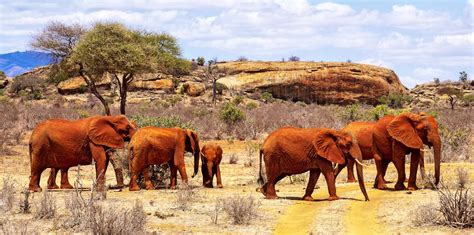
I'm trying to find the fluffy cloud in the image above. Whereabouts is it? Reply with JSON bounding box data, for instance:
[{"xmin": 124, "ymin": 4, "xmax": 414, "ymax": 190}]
[{"xmin": 0, "ymin": 0, "xmax": 472, "ymax": 88}]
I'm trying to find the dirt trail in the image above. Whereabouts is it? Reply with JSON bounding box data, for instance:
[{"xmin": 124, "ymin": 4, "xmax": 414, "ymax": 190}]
[
  {"xmin": 344, "ymin": 187, "xmax": 387, "ymax": 235},
  {"xmin": 273, "ymin": 184, "xmax": 362, "ymax": 235}
]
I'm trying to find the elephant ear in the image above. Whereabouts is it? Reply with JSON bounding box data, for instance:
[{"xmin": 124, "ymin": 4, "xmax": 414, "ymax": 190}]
[
  {"xmin": 185, "ymin": 130, "xmax": 199, "ymax": 153},
  {"xmin": 312, "ymin": 130, "xmax": 345, "ymax": 164},
  {"xmin": 88, "ymin": 116, "xmax": 124, "ymax": 148},
  {"xmin": 387, "ymin": 113, "xmax": 423, "ymax": 149}
]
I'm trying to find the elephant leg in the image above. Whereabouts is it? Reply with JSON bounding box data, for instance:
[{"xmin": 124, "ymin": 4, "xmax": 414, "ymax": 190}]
[
  {"xmin": 216, "ymin": 164, "xmax": 223, "ymax": 188},
  {"xmin": 109, "ymin": 156, "xmax": 124, "ymax": 188},
  {"xmin": 47, "ymin": 168, "xmax": 59, "ymax": 189},
  {"xmin": 321, "ymin": 168, "xmax": 338, "ymax": 201},
  {"xmin": 205, "ymin": 162, "xmax": 214, "ymax": 188},
  {"xmin": 201, "ymin": 159, "xmax": 209, "ymax": 186},
  {"xmin": 264, "ymin": 170, "xmax": 280, "ymax": 199},
  {"xmin": 60, "ymin": 168, "xmax": 74, "ymax": 189},
  {"xmin": 177, "ymin": 164, "xmax": 189, "ymax": 186},
  {"xmin": 346, "ymin": 158, "xmax": 356, "ymax": 183},
  {"xmin": 392, "ymin": 143, "xmax": 407, "ymax": 190},
  {"xmin": 407, "ymin": 151, "xmax": 420, "ymax": 190},
  {"xmin": 129, "ymin": 166, "xmax": 143, "ymax": 191},
  {"xmin": 303, "ymin": 169, "xmax": 321, "ymax": 201},
  {"xmin": 381, "ymin": 160, "xmax": 390, "ymax": 183},
  {"xmin": 169, "ymin": 164, "xmax": 178, "ymax": 189},
  {"xmin": 29, "ymin": 168, "xmax": 44, "ymax": 192},
  {"xmin": 143, "ymin": 167, "xmax": 154, "ymax": 190},
  {"xmin": 373, "ymin": 155, "xmax": 388, "ymax": 190}
]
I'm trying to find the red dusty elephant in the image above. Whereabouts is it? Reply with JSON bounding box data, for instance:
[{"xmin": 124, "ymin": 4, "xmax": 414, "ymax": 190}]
[
  {"xmin": 200, "ymin": 143, "xmax": 223, "ymax": 188},
  {"xmin": 257, "ymin": 126, "xmax": 369, "ymax": 201},
  {"xmin": 336, "ymin": 112, "xmax": 441, "ymax": 190},
  {"xmin": 28, "ymin": 115, "xmax": 136, "ymax": 192},
  {"xmin": 128, "ymin": 127, "xmax": 200, "ymax": 191}
]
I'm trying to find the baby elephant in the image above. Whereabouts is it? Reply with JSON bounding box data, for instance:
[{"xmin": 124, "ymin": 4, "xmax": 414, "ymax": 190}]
[{"xmin": 201, "ymin": 144, "xmax": 223, "ymax": 188}]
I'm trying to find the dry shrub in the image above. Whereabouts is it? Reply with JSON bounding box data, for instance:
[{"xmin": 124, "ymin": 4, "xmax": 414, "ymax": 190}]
[
  {"xmin": 174, "ymin": 184, "xmax": 196, "ymax": 211},
  {"xmin": 210, "ymin": 200, "xmax": 221, "ymax": 224},
  {"xmin": 18, "ymin": 188, "xmax": 31, "ymax": 214},
  {"xmin": 63, "ymin": 191, "xmax": 147, "ymax": 233},
  {"xmin": 222, "ymin": 195, "xmax": 259, "ymax": 225},
  {"xmin": 420, "ymin": 171, "xmax": 438, "ymax": 190},
  {"xmin": 413, "ymin": 177, "xmax": 474, "ymax": 229},
  {"xmin": 34, "ymin": 190, "xmax": 57, "ymax": 219},
  {"xmin": 413, "ymin": 203, "xmax": 441, "ymax": 226},
  {"xmin": 437, "ymin": 184, "xmax": 473, "ymax": 228},
  {"xmin": 437, "ymin": 110, "xmax": 472, "ymax": 162},
  {"xmin": 228, "ymin": 154, "xmax": 238, "ymax": 164},
  {"xmin": 0, "ymin": 177, "xmax": 15, "ymax": 212},
  {"xmin": 456, "ymin": 167, "xmax": 469, "ymax": 189},
  {"xmin": 0, "ymin": 219, "xmax": 28, "ymax": 234},
  {"xmin": 154, "ymin": 210, "xmax": 174, "ymax": 219}
]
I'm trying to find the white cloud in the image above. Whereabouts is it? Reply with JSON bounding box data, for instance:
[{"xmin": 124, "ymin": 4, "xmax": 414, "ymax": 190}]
[
  {"xmin": 0, "ymin": 1, "xmax": 472, "ymax": 87},
  {"xmin": 357, "ymin": 58, "xmax": 393, "ymax": 69},
  {"xmin": 413, "ymin": 67, "xmax": 451, "ymax": 80}
]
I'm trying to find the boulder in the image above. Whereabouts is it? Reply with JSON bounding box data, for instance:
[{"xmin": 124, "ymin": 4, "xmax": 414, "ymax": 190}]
[
  {"xmin": 129, "ymin": 79, "xmax": 174, "ymax": 92},
  {"xmin": 409, "ymin": 81, "xmax": 473, "ymax": 108},
  {"xmin": 58, "ymin": 76, "xmax": 111, "ymax": 95},
  {"xmin": 183, "ymin": 82, "xmax": 206, "ymax": 96},
  {"xmin": 216, "ymin": 61, "xmax": 407, "ymax": 105}
]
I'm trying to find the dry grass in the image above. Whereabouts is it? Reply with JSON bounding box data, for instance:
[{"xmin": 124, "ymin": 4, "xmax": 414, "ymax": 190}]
[
  {"xmin": 174, "ymin": 184, "xmax": 196, "ymax": 211},
  {"xmin": 228, "ymin": 154, "xmax": 238, "ymax": 164},
  {"xmin": 222, "ymin": 195, "xmax": 260, "ymax": 225},
  {"xmin": 0, "ymin": 219, "xmax": 29, "ymax": 234},
  {"xmin": 0, "ymin": 177, "xmax": 15, "ymax": 212},
  {"xmin": 18, "ymin": 188, "xmax": 31, "ymax": 214},
  {"xmin": 34, "ymin": 190, "xmax": 57, "ymax": 219},
  {"xmin": 413, "ymin": 203, "xmax": 441, "ymax": 226}
]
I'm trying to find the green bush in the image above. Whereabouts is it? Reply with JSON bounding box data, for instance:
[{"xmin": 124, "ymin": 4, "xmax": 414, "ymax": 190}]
[
  {"xmin": 233, "ymin": 95, "xmax": 244, "ymax": 105},
  {"xmin": 30, "ymin": 90, "xmax": 43, "ymax": 100},
  {"xmin": 246, "ymin": 101, "xmax": 258, "ymax": 110},
  {"xmin": 215, "ymin": 83, "xmax": 227, "ymax": 95},
  {"xmin": 379, "ymin": 92, "xmax": 411, "ymax": 108},
  {"xmin": 131, "ymin": 115, "xmax": 194, "ymax": 129},
  {"xmin": 367, "ymin": 105, "xmax": 392, "ymax": 121},
  {"xmin": 196, "ymin": 57, "xmax": 205, "ymax": 66},
  {"xmin": 261, "ymin": 92, "xmax": 274, "ymax": 103},
  {"xmin": 220, "ymin": 102, "xmax": 245, "ymax": 124},
  {"xmin": 340, "ymin": 104, "xmax": 363, "ymax": 122},
  {"xmin": 10, "ymin": 75, "xmax": 45, "ymax": 95}
]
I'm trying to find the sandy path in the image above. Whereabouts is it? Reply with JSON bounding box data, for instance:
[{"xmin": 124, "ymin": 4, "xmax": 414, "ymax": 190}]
[
  {"xmin": 344, "ymin": 186, "xmax": 387, "ymax": 235},
  {"xmin": 273, "ymin": 184, "xmax": 363, "ymax": 235}
]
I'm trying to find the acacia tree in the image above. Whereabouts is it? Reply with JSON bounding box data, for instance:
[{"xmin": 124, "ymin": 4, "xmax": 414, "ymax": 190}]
[
  {"xmin": 438, "ymin": 87, "xmax": 463, "ymax": 110},
  {"xmin": 34, "ymin": 22, "xmax": 186, "ymax": 115}
]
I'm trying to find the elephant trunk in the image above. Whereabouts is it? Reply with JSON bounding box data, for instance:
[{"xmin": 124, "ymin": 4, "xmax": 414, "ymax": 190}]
[
  {"xmin": 432, "ymin": 138, "xmax": 441, "ymax": 185},
  {"xmin": 355, "ymin": 157, "xmax": 369, "ymax": 201},
  {"xmin": 192, "ymin": 148, "xmax": 200, "ymax": 178}
]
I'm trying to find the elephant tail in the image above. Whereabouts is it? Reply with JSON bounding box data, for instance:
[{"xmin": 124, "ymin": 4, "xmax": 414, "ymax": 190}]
[
  {"xmin": 29, "ymin": 142, "xmax": 32, "ymax": 163},
  {"xmin": 257, "ymin": 148, "xmax": 265, "ymax": 186}
]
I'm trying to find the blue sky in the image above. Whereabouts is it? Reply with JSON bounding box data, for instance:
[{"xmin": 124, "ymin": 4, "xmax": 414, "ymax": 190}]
[{"xmin": 0, "ymin": 0, "xmax": 472, "ymax": 88}]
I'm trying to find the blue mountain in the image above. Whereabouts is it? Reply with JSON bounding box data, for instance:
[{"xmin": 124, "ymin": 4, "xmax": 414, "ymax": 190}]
[{"xmin": 0, "ymin": 51, "xmax": 53, "ymax": 77}]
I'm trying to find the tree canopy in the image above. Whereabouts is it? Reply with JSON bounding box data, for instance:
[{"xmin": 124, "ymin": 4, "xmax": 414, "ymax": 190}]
[{"xmin": 32, "ymin": 21, "xmax": 190, "ymax": 115}]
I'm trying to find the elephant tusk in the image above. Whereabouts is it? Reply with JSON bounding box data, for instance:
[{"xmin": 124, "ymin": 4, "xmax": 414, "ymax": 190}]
[
  {"xmin": 200, "ymin": 152, "xmax": 205, "ymax": 158},
  {"xmin": 333, "ymin": 163, "xmax": 339, "ymax": 170},
  {"xmin": 355, "ymin": 159, "xmax": 369, "ymax": 167},
  {"xmin": 420, "ymin": 149, "xmax": 428, "ymax": 153}
]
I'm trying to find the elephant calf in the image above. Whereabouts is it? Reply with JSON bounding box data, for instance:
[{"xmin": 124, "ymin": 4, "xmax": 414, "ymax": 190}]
[
  {"xmin": 201, "ymin": 144, "xmax": 223, "ymax": 188},
  {"xmin": 128, "ymin": 127, "xmax": 200, "ymax": 191}
]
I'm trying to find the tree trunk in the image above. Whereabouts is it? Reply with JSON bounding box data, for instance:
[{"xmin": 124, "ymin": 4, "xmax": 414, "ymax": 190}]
[
  {"xmin": 78, "ymin": 71, "xmax": 111, "ymax": 116},
  {"xmin": 212, "ymin": 78, "xmax": 217, "ymax": 104}
]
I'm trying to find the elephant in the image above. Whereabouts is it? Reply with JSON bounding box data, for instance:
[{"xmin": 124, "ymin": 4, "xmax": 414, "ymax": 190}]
[
  {"xmin": 336, "ymin": 112, "xmax": 441, "ymax": 190},
  {"xmin": 47, "ymin": 149, "xmax": 125, "ymax": 190},
  {"xmin": 28, "ymin": 115, "xmax": 136, "ymax": 192},
  {"xmin": 128, "ymin": 127, "xmax": 200, "ymax": 191},
  {"xmin": 257, "ymin": 126, "xmax": 369, "ymax": 201},
  {"xmin": 200, "ymin": 144, "xmax": 223, "ymax": 188}
]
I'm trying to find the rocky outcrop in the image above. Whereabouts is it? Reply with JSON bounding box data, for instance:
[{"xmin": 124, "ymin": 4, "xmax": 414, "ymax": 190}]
[
  {"xmin": 410, "ymin": 81, "xmax": 474, "ymax": 108},
  {"xmin": 216, "ymin": 61, "xmax": 407, "ymax": 105},
  {"xmin": 58, "ymin": 75, "xmax": 111, "ymax": 95},
  {"xmin": 182, "ymin": 81, "xmax": 206, "ymax": 96}
]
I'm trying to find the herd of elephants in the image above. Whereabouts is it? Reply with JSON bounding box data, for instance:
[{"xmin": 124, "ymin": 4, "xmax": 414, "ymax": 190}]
[{"xmin": 27, "ymin": 112, "xmax": 441, "ymax": 202}]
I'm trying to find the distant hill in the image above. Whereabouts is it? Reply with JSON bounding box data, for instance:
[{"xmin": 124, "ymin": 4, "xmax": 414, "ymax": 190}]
[{"xmin": 0, "ymin": 51, "xmax": 53, "ymax": 77}]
